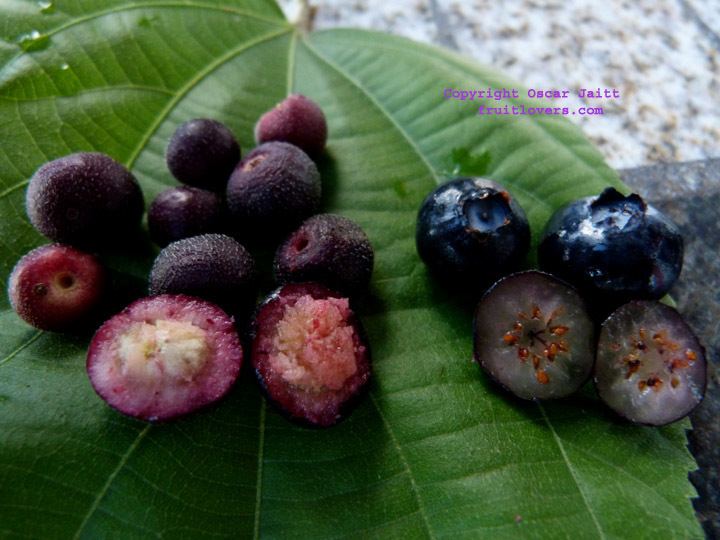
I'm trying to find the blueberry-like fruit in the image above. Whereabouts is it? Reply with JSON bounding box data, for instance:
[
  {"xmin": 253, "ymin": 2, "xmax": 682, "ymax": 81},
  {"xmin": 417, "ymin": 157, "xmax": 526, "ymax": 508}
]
[
  {"xmin": 251, "ymin": 283, "xmax": 371, "ymax": 427},
  {"xmin": 87, "ymin": 294, "xmax": 243, "ymax": 421},
  {"xmin": 274, "ymin": 214, "xmax": 373, "ymax": 294},
  {"xmin": 254, "ymin": 94, "xmax": 328, "ymax": 157},
  {"xmin": 416, "ymin": 178, "xmax": 530, "ymax": 289},
  {"xmin": 474, "ymin": 271, "xmax": 595, "ymax": 400},
  {"xmin": 226, "ymin": 142, "xmax": 321, "ymax": 238},
  {"xmin": 148, "ymin": 186, "xmax": 225, "ymax": 247},
  {"xmin": 26, "ymin": 153, "xmax": 144, "ymax": 247},
  {"xmin": 166, "ymin": 119, "xmax": 240, "ymax": 192},
  {"xmin": 539, "ymin": 187, "xmax": 683, "ymax": 306},
  {"xmin": 595, "ymin": 300, "xmax": 706, "ymax": 426},
  {"xmin": 9, "ymin": 244, "xmax": 106, "ymax": 331},
  {"xmin": 149, "ymin": 234, "xmax": 256, "ymax": 316}
]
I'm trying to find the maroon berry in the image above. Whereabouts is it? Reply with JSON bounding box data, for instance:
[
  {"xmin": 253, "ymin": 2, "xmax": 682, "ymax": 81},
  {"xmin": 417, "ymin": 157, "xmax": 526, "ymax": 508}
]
[
  {"xmin": 274, "ymin": 214, "xmax": 374, "ymax": 294},
  {"xmin": 595, "ymin": 300, "xmax": 706, "ymax": 426},
  {"xmin": 226, "ymin": 142, "xmax": 321, "ymax": 238},
  {"xmin": 474, "ymin": 271, "xmax": 595, "ymax": 400},
  {"xmin": 8, "ymin": 244, "xmax": 106, "ymax": 331},
  {"xmin": 87, "ymin": 294, "xmax": 243, "ymax": 421},
  {"xmin": 166, "ymin": 119, "xmax": 241, "ymax": 192},
  {"xmin": 26, "ymin": 152, "xmax": 144, "ymax": 247},
  {"xmin": 148, "ymin": 186, "xmax": 225, "ymax": 247},
  {"xmin": 148, "ymin": 234, "xmax": 256, "ymax": 316},
  {"xmin": 254, "ymin": 94, "xmax": 328, "ymax": 157},
  {"xmin": 251, "ymin": 283, "xmax": 371, "ymax": 427}
]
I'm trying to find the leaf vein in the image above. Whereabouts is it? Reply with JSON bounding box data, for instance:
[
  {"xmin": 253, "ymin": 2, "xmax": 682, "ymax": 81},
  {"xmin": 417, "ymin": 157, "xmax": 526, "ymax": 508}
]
[
  {"xmin": 538, "ymin": 403, "xmax": 606, "ymax": 539},
  {"xmin": 72, "ymin": 424, "xmax": 151, "ymax": 539}
]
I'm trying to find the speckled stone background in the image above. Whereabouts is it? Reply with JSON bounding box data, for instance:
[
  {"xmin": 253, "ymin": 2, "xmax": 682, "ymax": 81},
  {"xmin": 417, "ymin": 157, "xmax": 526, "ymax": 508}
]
[{"xmin": 280, "ymin": 0, "xmax": 719, "ymax": 535}]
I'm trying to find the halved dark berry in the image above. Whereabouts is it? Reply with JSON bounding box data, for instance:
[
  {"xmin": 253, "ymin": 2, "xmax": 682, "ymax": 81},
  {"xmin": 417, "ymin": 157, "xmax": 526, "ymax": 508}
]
[
  {"xmin": 474, "ymin": 271, "xmax": 595, "ymax": 400},
  {"xmin": 595, "ymin": 300, "xmax": 706, "ymax": 426},
  {"xmin": 87, "ymin": 294, "xmax": 243, "ymax": 421},
  {"xmin": 251, "ymin": 283, "xmax": 371, "ymax": 427},
  {"xmin": 8, "ymin": 244, "xmax": 106, "ymax": 331}
]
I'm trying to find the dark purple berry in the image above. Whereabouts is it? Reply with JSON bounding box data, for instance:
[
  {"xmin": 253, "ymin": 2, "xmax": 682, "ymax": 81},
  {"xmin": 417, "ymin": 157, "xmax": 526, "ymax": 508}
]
[
  {"xmin": 148, "ymin": 186, "xmax": 225, "ymax": 247},
  {"xmin": 254, "ymin": 94, "xmax": 328, "ymax": 157},
  {"xmin": 416, "ymin": 178, "xmax": 530, "ymax": 290},
  {"xmin": 87, "ymin": 294, "xmax": 243, "ymax": 421},
  {"xmin": 8, "ymin": 244, "xmax": 106, "ymax": 331},
  {"xmin": 539, "ymin": 187, "xmax": 683, "ymax": 306},
  {"xmin": 226, "ymin": 142, "xmax": 321, "ymax": 239},
  {"xmin": 274, "ymin": 214, "xmax": 373, "ymax": 294},
  {"xmin": 251, "ymin": 283, "xmax": 371, "ymax": 427},
  {"xmin": 474, "ymin": 271, "xmax": 595, "ymax": 400},
  {"xmin": 595, "ymin": 300, "xmax": 706, "ymax": 426},
  {"xmin": 148, "ymin": 234, "xmax": 256, "ymax": 316},
  {"xmin": 166, "ymin": 119, "xmax": 240, "ymax": 192},
  {"xmin": 26, "ymin": 152, "xmax": 144, "ymax": 247}
]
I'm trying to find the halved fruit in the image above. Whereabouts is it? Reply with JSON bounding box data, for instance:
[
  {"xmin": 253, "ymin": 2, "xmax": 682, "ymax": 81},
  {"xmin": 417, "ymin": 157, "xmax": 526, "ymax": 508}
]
[
  {"xmin": 87, "ymin": 294, "xmax": 243, "ymax": 421},
  {"xmin": 251, "ymin": 283, "xmax": 371, "ymax": 427},
  {"xmin": 474, "ymin": 271, "xmax": 595, "ymax": 400},
  {"xmin": 595, "ymin": 300, "xmax": 706, "ymax": 426}
]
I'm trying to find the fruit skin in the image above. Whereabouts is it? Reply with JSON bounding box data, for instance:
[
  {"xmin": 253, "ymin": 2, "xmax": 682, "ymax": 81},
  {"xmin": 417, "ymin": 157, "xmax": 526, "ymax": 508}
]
[
  {"xmin": 148, "ymin": 234, "xmax": 256, "ymax": 316},
  {"xmin": 473, "ymin": 271, "xmax": 595, "ymax": 400},
  {"xmin": 254, "ymin": 94, "xmax": 328, "ymax": 157},
  {"xmin": 250, "ymin": 283, "xmax": 371, "ymax": 428},
  {"xmin": 8, "ymin": 244, "xmax": 106, "ymax": 331},
  {"xmin": 416, "ymin": 177, "xmax": 530, "ymax": 290},
  {"xmin": 274, "ymin": 214, "xmax": 374, "ymax": 295},
  {"xmin": 226, "ymin": 142, "xmax": 321, "ymax": 239},
  {"xmin": 539, "ymin": 187, "xmax": 683, "ymax": 307},
  {"xmin": 87, "ymin": 294, "xmax": 243, "ymax": 421},
  {"xmin": 26, "ymin": 152, "xmax": 144, "ymax": 247},
  {"xmin": 148, "ymin": 186, "xmax": 225, "ymax": 247},
  {"xmin": 166, "ymin": 118, "xmax": 241, "ymax": 192},
  {"xmin": 595, "ymin": 300, "xmax": 706, "ymax": 426}
]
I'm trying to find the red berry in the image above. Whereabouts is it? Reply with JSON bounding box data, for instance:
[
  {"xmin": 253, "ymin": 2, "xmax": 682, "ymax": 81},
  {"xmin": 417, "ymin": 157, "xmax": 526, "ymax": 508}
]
[
  {"xmin": 9, "ymin": 244, "xmax": 106, "ymax": 331},
  {"xmin": 254, "ymin": 94, "xmax": 327, "ymax": 157}
]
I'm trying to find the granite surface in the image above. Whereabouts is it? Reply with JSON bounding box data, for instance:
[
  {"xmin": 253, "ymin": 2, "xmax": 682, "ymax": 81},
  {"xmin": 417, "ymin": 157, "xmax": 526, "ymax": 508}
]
[
  {"xmin": 280, "ymin": 0, "xmax": 720, "ymax": 169},
  {"xmin": 620, "ymin": 160, "xmax": 720, "ymax": 538}
]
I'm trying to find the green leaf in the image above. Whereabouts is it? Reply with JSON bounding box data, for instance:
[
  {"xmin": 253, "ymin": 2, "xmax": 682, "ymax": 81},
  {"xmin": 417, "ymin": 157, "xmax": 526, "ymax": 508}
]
[{"xmin": 0, "ymin": 2, "xmax": 701, "ymax": 538}]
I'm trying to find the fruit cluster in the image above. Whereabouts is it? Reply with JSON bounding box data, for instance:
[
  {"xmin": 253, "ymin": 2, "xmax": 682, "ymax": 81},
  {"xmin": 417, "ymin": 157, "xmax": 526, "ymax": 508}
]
[
  {"xmin": 9, "ymin": 94, "xmax": 374, "ymax": 428},
  {"xmin": 416, "ymin": 179, "xmax": 706, "ymax": 426}
]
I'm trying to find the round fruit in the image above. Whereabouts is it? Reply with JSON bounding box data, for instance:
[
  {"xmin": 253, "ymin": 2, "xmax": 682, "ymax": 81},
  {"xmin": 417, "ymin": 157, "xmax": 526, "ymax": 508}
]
[
  {"xmin": 416, "ymin": 177, "xmax": 530, "ymax": 289},
  {"xmin": 226, "ymin": 142, "xmax": 321, "ymax": 238},
  {"xmin": 166, "ymin": 118, "xmax": 241, "ymax": 191},
  {"xmin": 274, "ymin": 214, "xmax": 373, "ymax": 294},
  {"xmin": 539, "ymin": 187, "xmax": 683, "ymax": 305},
  {"xmin": 26, "ymin": 152, "xmax": 144, "ymax": 247},
  {"xmin": 8, "ymin": 244, "xmax": 106, "ymax": 331},
  {"xmin": 148, "ymin": 234, "xmax": 256, "ymax": 316},
  {"xmin": 473, "ymin": 271, "xmax": 595, "ymax": 400},
  {"xmin": 87, "ymin": 294, "xmax": 243, "ymax": 421},
  {"xmin": 148, "ymin": 186, "xmax": 225, "ymax": 247},
  {"xmin": 595, "ymin": 300, "xmax": 706, "ymax": 426},
  {"xmin": 254, "ymin": 94, "xmax": 328, "ymax": 157},
  {"xmin": 251, "ymin": 283, "xmax": 371, "ymax": 427}
]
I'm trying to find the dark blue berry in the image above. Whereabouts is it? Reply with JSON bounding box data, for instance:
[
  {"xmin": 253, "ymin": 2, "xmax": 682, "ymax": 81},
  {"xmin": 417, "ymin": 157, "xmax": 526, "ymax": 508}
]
[
  {"xmin": 416, "ymin": 178, "xmax": 530, "ymax": 289},
  {"xmin": 538, "ymin": 187, "xmax": 683, "ymax": 306}
]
